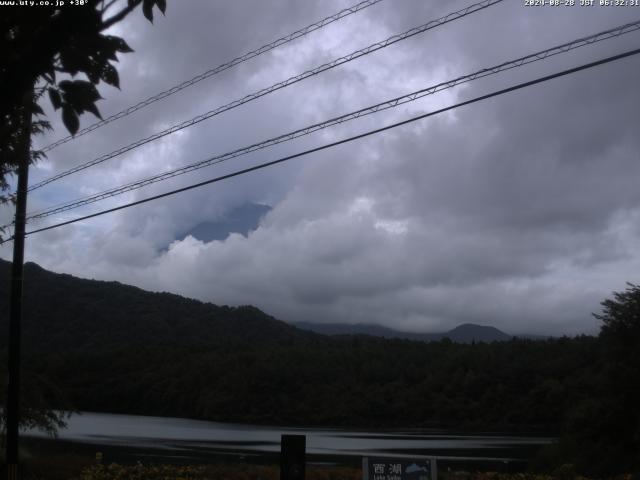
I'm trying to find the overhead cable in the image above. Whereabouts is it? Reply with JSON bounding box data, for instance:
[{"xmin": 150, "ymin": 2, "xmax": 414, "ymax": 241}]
[
  {"xmin": 23, "ymin": 19, "xmax": 640, "ymax": 222},
  {"xmin": 39, "ymin": 0, "xmax": 386, "ymax": 153},
  {"xmin": 28, "ymin": 0, "xmax": 504, "ymax": 192},
  {"xmin": 3, "ymin": 46, "xmax": 635, "ymax": 243}
]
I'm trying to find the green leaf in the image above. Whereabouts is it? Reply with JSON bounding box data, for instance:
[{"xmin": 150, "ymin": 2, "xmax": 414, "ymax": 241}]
[
  {"xmin": 101, "ymin": 64, "xmax": 120, "ymax": 89},
  {"xmin": 101, "ymin": 46, "xmax": 119, "ymax": 62},
  {"xmin": 31, "ymin": 101, "xmax": 45, "ymax": 116},
  {"xmin": 84, "ymin": 102, "xmax": 103, "ymax": 120},
  {"xmin": 60, "ymin": 80, "xmax": 100, "ymax": 112},
  {"xmin": 58, "ymin": 80, "xmax": 73, "ymax": 92},
  {"xmin": 86, "ymin": 61, "xmax": 102, "ymax": 84},
  {"xmin": 105, "ymin": 35, "xmax": 134, "ymax": 53},
  {"xmin": 48, "ymin": 88, "xmax": 62, "ymax": 110},
  {"xmin": 142, "ymin": 0, "xmax": 154, "ymax": 22},
  {"xmin": 70, "ymin": 80, "xmax": 102, "ymax": 103},
  {"xmin": 60, "ymin": 81, "xmax": 104, "ymax": 121},
  {"xmin": 59, "ymin": 47, "xmax": 85, "ymax": 76},
  {"xmin": 61, "ymin": 104, "xmax": 79, "ymax": 135}
]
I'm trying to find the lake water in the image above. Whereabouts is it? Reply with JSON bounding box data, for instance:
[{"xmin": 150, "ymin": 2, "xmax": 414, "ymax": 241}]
[{"xmin": 26, "ymin": 412, "xmax": 551, "ymax": 467}]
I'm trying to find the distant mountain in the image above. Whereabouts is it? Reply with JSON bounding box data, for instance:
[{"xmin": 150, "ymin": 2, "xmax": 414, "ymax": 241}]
[
  {"xmin": 178, "ymin": 203, "xmax": 271, "ymax": 243},
  {"xmin": 292, "ymin": 321, "xmax": 427, "ymax": 339},
  {"xmin": 293, "ymin": 321, "xmax": 528, "ymax": 343},
  {"xmin": 445, "ymin": 323, "xmax": 512, "ymax": 343}
]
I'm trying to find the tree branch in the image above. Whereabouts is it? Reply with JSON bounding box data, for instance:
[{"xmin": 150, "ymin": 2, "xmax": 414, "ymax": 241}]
[
  {"xmin": 100, "ymin": 0, "xmax": 142, "ymax": 31},
  {"xmin": 101, "ymin": 0, "xmax": 120, "ymax": 16}
]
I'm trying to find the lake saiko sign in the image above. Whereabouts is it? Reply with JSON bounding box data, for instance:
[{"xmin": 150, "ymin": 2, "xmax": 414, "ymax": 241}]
[{"xmin": 362, "ymin": 457, "xmax": 437, "ymax": 480}]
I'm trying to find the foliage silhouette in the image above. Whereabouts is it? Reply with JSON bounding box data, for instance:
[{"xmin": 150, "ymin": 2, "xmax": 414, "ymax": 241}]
[
  {"xmin": 0, "ymin": 0, "xmax": 167, "ymax": 207},
  {"xmin": 0, "ymin": 0, "xmax": 168, "ymax": 435}
]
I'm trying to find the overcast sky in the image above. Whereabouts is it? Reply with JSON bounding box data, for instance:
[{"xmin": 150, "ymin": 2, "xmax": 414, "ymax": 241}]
[{"xmin": 2, "ymin": 0, "xmax": 639, "ymax": 335}]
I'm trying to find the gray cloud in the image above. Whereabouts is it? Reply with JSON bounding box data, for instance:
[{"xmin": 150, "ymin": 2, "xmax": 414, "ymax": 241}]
[{"xmin": 2, "ymin": 0, "xmax": 640, "ymax": 336}]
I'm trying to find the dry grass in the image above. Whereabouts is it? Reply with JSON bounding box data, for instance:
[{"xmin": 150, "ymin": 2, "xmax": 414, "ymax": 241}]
[
  {"xmin": 72, "ymin": 463, "xmax": 361, "ymax": 480},
  {"xmin": 69, "ymin": 464, "xmax": 638, "ymax": 480}
]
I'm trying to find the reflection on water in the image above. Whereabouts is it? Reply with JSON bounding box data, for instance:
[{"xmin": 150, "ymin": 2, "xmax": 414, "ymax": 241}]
[{"xmin": 27, "ymin": 412, "xmax": 551, "ymax": 462}]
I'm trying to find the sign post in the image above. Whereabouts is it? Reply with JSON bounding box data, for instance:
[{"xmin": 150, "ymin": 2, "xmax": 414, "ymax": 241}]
[{"xmin": 280, "ymin": 434, "xmax": 306, "ymax": 480}]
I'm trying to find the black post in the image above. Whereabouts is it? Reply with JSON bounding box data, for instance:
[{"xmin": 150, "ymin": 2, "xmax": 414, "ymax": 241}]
[
  {"xmin": 5, "ymin": 88, "xmax": 32, "ymax": 480},
  {"xmin": 280, "ymin": 434, "xmax": 305, "ymax": 480}
]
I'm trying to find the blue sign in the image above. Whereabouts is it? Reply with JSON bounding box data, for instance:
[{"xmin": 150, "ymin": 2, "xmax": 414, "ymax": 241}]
[{"xmin": 362, "ymin": 457, "xmax": 436, "ymax": 480}]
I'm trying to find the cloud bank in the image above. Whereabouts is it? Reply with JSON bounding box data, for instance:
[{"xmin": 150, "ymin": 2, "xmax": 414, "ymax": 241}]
[{"xmin": 2, "ymin": 0, "xmax": 639, "ymax": 335}]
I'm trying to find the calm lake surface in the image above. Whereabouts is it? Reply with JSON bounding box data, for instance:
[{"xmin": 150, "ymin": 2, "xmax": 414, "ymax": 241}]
[{"xmin": 27, "ymin": 412, "xmax": 551, "ymax": 467}]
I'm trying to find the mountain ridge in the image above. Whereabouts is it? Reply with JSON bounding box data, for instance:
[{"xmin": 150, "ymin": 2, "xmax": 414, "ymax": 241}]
[
  {"xmin": 291, "ymin": 321, "xmax": 539, "ymax": 343},
  {"xmin": 0, "ymin": 258, "xmax": 311, "ymax": 353},
  {"xmin": 0, "ymin": 259, "xmax": 550, "ymax": 347}
]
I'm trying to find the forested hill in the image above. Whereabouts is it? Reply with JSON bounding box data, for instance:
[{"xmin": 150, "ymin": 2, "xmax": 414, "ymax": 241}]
[
  {"xmin": 1, "ymin": 260, "xmax": 637, "ymax": 475},
  {"xmin": 0, "ymin": 259, "xmax": 311, "ymax": 353},
  {"xmin": 0, "ymin": 259, "xmax": 531, "ymax": 349},
  {"xmin": 0, "ymin": 259, "xmax": 594, "ymax": 431}
]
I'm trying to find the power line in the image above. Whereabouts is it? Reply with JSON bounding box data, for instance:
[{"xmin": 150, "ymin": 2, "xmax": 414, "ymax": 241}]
[
  {"xmin": 28, "ymin": 0, "xmax": 504, "ymax": 192},
  {"xmin": 39, "ymin": 0, "xmax": 386, "ymax": 153},
  {"xmin": 4, "ymin": 47, "xmax": 636, "ymax": 244},
  {"xmin": 23, "ymin": 19, "xmax": 640, "ymax": 222}
]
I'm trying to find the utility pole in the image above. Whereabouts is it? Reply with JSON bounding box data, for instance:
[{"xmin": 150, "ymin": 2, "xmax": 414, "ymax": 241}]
[{"xmin": 5, "ymin": 87, "xmax": 33, "ymax": 480}]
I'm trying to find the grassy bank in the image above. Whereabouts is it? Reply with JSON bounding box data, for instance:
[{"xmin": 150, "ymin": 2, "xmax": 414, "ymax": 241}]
[
  {"xmin": 9, "ymin": 454, "xmax": 639, "ymax": 480},
  {"xmin": 67, "ymin": 464, "xmax": 639, "ymax": 480},
  {"xmin": 9, "ymin": 437, "xmax": 634, "ymax": 480},
  {"xmin": 74, "ymin": 463, "xmax": 360, "ymax": 480}
]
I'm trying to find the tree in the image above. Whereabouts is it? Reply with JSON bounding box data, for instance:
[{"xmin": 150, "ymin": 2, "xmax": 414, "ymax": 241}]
[
  {"xmin": 550, "ymin": 283, "xmax": 640, "ymax": 475},
  {"xmin": 591, "ymin": 283, "xmax": 640, "ymax": 473},
  {"xmin": 0, "ymin": 361, "xmax": 71, "ymax": 439},
  {"xmin": 0, "ymin": 0, "xmax": 167, "ymax": 436},
  {"xmin": 0, "ymin": 0, "xmax": 167, "ymax": 208},
  {"xmin": 596, "ymin": 282, "xmax": 640, "ymax": 345}
]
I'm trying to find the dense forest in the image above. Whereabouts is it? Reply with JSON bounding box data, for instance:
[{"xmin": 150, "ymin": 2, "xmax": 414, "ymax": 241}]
[{"xmin": 1, "ymin": 260, "xmax": 639, "ymax": 475}]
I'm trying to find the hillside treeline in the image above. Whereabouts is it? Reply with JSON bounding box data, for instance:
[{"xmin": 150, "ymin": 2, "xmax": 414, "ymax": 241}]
[{"xmin": 24, "ymin": 336, "xmax": 593, "ymax": 431}]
